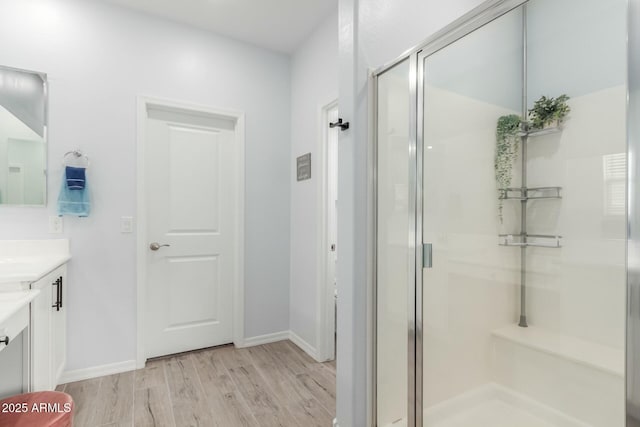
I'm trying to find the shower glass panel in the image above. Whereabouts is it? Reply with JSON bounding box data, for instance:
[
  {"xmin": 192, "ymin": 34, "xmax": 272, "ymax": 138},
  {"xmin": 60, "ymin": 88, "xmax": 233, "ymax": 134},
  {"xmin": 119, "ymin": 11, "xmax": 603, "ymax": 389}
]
[
  {"xmin": 376, "ymin": 58, "xmax": 412, "ymax": 427},
  {"xmin": 420, "ymin": 1, "xmax": 626, "ymax": 426},
  {"xmin": 420, "ymin": 7, "xmax": 524, "ymax": 425}
]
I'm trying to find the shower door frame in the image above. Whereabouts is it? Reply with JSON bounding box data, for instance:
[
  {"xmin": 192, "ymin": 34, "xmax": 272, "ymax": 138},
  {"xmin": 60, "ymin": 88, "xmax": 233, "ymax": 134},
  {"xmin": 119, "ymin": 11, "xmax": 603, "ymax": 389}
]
[{"xmin": 370, "ymin": 0, "xmax": 636, "ymax": 425}]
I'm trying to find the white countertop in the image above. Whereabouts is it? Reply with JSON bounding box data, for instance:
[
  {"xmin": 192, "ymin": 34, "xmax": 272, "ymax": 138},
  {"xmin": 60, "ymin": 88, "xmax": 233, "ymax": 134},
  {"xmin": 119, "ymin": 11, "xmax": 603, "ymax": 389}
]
[
  {"xmin": 0, "ymin": 240, "xmax": 71, "ymax": 284},
  {"xmin": 0, "ymin": 255, "xmax": 72, "ymax": 284},
  {"xmin": 0, "ymin": 289, "xmax": 41, "ymax": 326}
]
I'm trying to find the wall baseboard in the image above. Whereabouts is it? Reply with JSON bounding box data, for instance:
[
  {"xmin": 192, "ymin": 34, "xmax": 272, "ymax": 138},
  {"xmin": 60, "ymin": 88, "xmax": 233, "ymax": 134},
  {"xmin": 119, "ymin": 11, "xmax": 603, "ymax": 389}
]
[
  {"xmin": 288, "ymin": 330, "xmax": 319, "ymax": 361},
  {"xmin": 239, "ymin": 330, "xmax": 320, "ymax": 362},
  {"xmin": 61, "ymin": 331, "xmax": 318, "ymax": 385},
  {"xmin": 237, "ymin": 330, "xmax": 290, "ymax": 348},
  {"xmin": 59, "ymin": 360, "xmax": 137, "ymax": 384}
]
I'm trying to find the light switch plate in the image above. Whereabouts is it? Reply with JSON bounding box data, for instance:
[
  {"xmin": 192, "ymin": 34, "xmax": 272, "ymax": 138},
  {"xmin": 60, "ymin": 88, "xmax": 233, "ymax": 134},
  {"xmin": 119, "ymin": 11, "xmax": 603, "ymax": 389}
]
[
  {"xmin": 121, "ymin": 216, "xmax": 134, "ymax": 233},
  {"xmin": 49, "ymin": 216, "xmax": 63, "ymax": 234}
]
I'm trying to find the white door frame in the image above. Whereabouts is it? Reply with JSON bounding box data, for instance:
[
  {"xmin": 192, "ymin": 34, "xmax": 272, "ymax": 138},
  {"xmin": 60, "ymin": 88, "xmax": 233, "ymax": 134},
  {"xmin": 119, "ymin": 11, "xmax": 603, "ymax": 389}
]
[
  {"xmin": 136, "ymin": 96, "xmax": 245, "ymax": 368},
  {"xmin": 316, "ymin": 98, "xmax": 339, "ymax": 362}
]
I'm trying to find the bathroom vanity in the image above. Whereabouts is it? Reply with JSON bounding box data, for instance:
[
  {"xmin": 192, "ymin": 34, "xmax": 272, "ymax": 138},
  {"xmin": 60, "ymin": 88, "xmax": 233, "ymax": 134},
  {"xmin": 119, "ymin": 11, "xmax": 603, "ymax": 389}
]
[{"xmin": 0, "ymin": 240, "xmax": 70, "ymax": 395}]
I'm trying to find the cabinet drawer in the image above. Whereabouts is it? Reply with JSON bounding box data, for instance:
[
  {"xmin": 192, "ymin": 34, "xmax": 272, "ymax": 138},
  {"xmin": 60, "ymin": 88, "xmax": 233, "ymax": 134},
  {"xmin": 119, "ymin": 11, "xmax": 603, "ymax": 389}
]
[{"xmin": 0, "ymin": 305, "xmax": 28, "ymax": 354}]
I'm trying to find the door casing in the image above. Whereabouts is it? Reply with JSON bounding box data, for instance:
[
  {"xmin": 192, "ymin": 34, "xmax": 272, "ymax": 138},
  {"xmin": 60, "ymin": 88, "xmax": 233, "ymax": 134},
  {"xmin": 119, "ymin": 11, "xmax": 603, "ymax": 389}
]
[{"xmin": 317, "ymin": 99, "xmax": 339, "ymax": 362}]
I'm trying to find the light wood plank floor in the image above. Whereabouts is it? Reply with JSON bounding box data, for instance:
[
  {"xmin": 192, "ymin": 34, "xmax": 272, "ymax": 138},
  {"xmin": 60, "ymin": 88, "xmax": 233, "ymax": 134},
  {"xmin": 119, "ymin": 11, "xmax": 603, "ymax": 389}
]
[{"xmin": 57, "ymin": 340, "xmax": 336, "ymax": 427}]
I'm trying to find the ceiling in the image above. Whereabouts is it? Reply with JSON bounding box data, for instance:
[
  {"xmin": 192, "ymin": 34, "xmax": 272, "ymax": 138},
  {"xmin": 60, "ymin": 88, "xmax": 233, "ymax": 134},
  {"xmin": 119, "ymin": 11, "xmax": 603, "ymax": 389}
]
[{"xmin": 101, "ymin": 0, "xmax": 338, "ymax": 53}]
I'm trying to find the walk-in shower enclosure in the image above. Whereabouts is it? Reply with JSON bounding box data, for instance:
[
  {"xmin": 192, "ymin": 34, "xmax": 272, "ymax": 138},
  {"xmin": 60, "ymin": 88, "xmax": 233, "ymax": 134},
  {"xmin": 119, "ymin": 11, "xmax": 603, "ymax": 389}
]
[{"xmin": 373, "ymin": 0, "xmax": 640, "ymax": 425}]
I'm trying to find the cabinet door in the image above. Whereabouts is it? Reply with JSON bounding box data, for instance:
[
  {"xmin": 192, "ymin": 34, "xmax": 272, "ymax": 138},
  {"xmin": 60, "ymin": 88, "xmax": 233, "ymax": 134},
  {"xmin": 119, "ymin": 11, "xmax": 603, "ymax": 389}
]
[
  {"xmin": 50, "ymin": 266, "xmax": 66, "ymax": 386},
  {"xmin": 31, "ymin": 277, "xmax": 52, "ymax": 391}
]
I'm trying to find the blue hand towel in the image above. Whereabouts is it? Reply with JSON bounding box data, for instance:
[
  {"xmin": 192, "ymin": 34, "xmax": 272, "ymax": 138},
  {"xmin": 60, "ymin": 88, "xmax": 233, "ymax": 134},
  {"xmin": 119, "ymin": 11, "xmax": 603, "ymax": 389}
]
[
  {"xmin": 65, "ymin": 166, "xmax": 86, "ymax": 190},
  {"xmin": 57, "ymin": 170, "xmax": 90, "ymax": 217}
]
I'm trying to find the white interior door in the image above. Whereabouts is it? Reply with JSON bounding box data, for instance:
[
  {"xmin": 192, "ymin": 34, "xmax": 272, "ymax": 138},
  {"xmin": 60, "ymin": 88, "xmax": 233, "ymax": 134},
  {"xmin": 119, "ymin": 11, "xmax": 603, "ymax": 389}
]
[{"xmin": 144, "ymin": 104, "xmax": 238, "ymax": 359}]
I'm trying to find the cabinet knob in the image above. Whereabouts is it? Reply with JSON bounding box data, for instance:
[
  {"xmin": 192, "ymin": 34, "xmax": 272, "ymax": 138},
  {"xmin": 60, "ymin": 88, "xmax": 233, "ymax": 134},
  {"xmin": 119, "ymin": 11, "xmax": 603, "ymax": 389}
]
[{"xmin": 0, "ymin": 336, "xmax": 8, "ymax": 345}]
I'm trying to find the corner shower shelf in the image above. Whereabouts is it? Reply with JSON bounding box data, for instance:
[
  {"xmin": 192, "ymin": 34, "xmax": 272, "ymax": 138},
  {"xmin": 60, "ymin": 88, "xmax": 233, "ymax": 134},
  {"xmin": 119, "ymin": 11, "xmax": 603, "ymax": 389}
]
[
  {"xmin": 499, "ymin": 186, "xmax": 562, "ymax": 201},
  {"xmin": 499, "ymin": 234, "xmax": 562, "ymax": 248},
  {"xmin": 517, "ymin": 125, "xmax": 563, "ymax": 138},
  {"xmin": 497, "ymin": 112, "xmax": 566, "ymax": 328}
]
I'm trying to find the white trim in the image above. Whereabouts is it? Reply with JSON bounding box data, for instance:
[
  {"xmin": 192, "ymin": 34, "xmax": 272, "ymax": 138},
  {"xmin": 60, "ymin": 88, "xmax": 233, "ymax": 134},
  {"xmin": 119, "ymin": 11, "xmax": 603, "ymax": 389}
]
[
  {"xmin": 136, "ymin": 96, "xmax": 146, "ymax": 369},
  {"xmin": 289, "ymin": 330, "xmax": 319, "ymax": 361},
  {"xmin": 236, "ymin": 331, "xmax": 290, "ymax": 348},
  {"xmin": 237, "ymin": 330, "xmax": 320, "ymax": 362},
  {"xmin": 332, "ymin": 419, "xmax": 339, "ymax": 427},
  {"xmin": 136, "ymin": 95, "xmax": 245, "ymax": 368},
  {"xmin": 316, "ymin": 97, "xmax": 339, "ymax": 363},
  {"xmin": 59, "ymin": 360, "xmax": 136, "ymax": 384},
  {"xmin": 60, "ymin": 330, "xmax": 317, "ymax": 385}
]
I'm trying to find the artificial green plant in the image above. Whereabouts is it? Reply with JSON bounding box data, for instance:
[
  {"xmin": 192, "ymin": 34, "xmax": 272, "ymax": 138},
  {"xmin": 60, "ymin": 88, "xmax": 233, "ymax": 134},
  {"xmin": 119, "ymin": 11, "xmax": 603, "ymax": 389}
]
[
  {"xmin": 495, "ymin": 114, "xmax": 522, "ymax": 223},
  {"xmin": 528, "ymin": 94, "xmax": 571, "ymax": 130}
]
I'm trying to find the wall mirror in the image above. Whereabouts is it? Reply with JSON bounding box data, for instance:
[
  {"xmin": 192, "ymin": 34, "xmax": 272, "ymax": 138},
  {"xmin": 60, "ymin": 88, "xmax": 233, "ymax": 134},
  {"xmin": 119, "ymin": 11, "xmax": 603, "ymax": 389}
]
[{"xmin": 0, "ymin": 65, "xmax": 47, "ymax": 206}]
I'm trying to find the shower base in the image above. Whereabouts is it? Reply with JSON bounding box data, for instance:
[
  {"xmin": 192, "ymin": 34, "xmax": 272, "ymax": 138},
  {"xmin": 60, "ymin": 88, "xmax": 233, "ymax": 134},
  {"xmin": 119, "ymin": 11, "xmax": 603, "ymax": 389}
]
[
  {"xmin": 432, "ymin": 401, "xmax": 551, "ymax": 426},
  {"xmin": 381, "ymin": 383, "xmax": 587, "ymax": 427},
  {"xmin": 426, "ymin": 398, "xmax": 561, "ymax": 427},
  {"xmin": 422, "ymin": 383, "xmax": 588, "ymax": 427}
]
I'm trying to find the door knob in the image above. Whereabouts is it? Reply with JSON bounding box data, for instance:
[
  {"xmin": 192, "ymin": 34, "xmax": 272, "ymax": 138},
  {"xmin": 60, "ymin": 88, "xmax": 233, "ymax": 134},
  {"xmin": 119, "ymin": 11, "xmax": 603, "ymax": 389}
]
[{"xmin": 149, "ymin": 242, "xmax": 170, "ymax": 251}]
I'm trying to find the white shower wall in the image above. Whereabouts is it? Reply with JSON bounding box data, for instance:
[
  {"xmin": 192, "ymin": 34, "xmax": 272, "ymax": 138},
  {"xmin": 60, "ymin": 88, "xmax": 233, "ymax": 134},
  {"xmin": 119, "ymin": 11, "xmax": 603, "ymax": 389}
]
[
  {"xmin": 525, "ymin": 85, "xmax": 627, "ymax": 349},
  {"xmin": 418, "ymin": 82, "xmax": 626, "ymax": 426},
  {"xmin": 422, "ymin": 85, "xmax": 521, "ymax": 407}
]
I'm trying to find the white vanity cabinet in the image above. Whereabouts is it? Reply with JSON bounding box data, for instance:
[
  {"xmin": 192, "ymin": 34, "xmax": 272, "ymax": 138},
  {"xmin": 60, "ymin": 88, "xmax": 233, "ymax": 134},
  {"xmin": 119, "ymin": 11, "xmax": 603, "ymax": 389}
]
[
  {"xmin": 30, "ymin": 264, "xmax": 67, "ymax": 391},
  {"xmin": 0, "ymin": 240, "xmax": 71, "ymax": 392},
  {"xmin": 0, "ymin": 296, "xmax": 35, "ymax": 399}
]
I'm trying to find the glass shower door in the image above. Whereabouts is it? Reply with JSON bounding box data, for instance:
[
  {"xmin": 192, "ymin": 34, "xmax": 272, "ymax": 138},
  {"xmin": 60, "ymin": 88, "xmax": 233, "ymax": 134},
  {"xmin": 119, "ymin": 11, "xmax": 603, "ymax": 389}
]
[
  {"xmin": 419, "ymin": 7, "xmax": 524, "ymax": 425},
  {"xmin": 419, "ymin": 1, "xmax": 627, "ymax": 426}
]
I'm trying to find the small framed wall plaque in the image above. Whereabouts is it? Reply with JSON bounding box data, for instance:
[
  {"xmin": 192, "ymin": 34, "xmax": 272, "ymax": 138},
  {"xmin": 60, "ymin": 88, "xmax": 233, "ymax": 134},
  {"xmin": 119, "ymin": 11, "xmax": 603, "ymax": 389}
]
[{"xmin": 297, "ymin": 153, "xmax": 311, "ymax": 181}]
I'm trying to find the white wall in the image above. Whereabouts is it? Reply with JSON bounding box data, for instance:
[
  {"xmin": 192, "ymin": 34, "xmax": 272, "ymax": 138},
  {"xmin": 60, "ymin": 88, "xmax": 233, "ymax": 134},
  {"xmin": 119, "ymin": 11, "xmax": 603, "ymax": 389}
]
[
  {"xmin": 337, "ymin": 1, "xmax": 484, "ymax": 425},
  {"xmin": 289, "ymin": 13, "xmax": 338, "ymax": 352},
  {"xmin": 0, "ymin": 0, "xmax": 292, "ymax": 372}
]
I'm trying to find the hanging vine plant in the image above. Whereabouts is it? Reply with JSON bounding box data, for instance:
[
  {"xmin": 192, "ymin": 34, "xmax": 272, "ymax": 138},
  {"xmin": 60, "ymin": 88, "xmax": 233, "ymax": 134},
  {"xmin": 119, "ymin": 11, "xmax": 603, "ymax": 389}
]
[{"xmin": 495, "ymin": 114, "xmax": 522, "ymax": 223}]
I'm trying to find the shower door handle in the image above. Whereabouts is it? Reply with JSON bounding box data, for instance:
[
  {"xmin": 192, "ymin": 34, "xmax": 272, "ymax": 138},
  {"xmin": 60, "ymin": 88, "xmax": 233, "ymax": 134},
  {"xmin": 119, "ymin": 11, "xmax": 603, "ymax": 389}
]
[{"xmin": 422, "ymin": 243, "xmax": 433, "ymax": 268}]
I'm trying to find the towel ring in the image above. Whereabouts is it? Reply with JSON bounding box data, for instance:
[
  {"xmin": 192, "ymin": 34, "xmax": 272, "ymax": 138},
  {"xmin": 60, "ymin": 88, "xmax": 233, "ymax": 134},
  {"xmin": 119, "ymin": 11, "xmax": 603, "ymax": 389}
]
[{"xmin": 63, "ymin": 150, "xmax": 90, "ymax": 167}]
